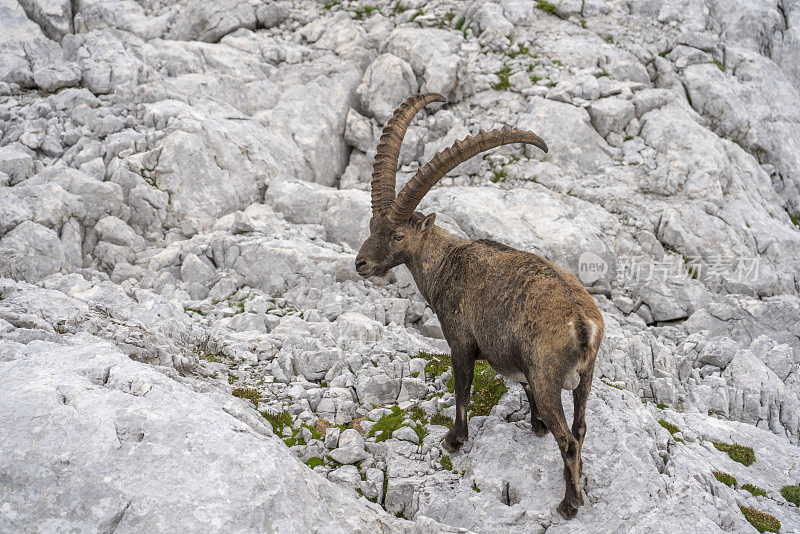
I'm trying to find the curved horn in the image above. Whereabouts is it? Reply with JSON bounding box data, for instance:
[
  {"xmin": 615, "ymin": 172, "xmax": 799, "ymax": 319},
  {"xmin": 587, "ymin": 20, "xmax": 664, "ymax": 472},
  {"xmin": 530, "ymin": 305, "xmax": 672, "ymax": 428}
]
[
  {"xmin": 389, "ymin": 126, "xmax": 548, "ymax": 223},
  {"xmin": 371, "ymin": 93, "xmax": 446, "ymax": 216}
]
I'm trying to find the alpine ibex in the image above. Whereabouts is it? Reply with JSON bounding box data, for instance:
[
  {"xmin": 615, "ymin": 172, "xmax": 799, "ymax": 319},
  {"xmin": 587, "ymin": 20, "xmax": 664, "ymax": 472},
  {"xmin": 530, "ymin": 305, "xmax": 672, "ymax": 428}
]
[{"xmin": 355, "ymin": 93, "xmax": 604, "ymax": 519}]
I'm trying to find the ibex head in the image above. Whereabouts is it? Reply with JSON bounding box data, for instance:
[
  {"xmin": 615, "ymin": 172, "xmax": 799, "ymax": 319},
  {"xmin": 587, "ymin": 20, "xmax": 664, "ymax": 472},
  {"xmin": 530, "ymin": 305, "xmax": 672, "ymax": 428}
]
[{"xmin": 355, "ymin": 93, "xmax": 548, "ymax": 279}]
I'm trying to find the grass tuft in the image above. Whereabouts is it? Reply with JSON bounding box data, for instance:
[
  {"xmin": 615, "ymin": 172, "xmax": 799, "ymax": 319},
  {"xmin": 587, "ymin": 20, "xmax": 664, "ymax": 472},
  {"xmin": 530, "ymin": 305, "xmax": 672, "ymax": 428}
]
[
  {"xmin": 491, "ymin": 169, "xmax": 508, "ymax": 183},
  {"xmin": 232, "ymin": 387, "xmax": 260, "ymax": 406},
  {"xmin": 492, "ymin": 66, "xmax": 512, "ymax": 90},
  {"xmin": 742, "ymin": 483, "xmax": 767, "ymax": 498},
  {"xmin": 713, "ymin": 471, "xmax": 737, "ymax": 487},
  {"xmin": 739, "ymin": 506, "xmax": 780, "ymax": 533},
  {"xmin": 658, "ymin": 419, "xmax": 682, "ymax": 441},
  {"xmin": 713, "ymin": 442, "xmax": 755, "ymax": 466},
  {"xmin": 430, "ymin": 412, "xmax": 454, "ymax": 429},
  {"xmin": 780, "ymin": 484, "xmax": 800, "ymax": 506},
  {"xmin": 262, "ymin": 410, "xmax": 292, "ymax": 435},
  {"xmin": 419, "ymin": 351, "xmax": 451, "ymax": 377},
  {"xmin": 469, "ymin": 361, "xmax": 508, "ymax": 416},
  {"xmin": 536, "ymin": 1, "xmax": 557, "ymax": 14},
  {"xmin": 305, "ymin": 457, "xmax": 325, "ymax": 469},
  {"xmin": 712, "ymin": 59, "xmax": 725, "ymax": 72},
  {"xmin": 368, "ymin": 405, "xmax": 406, "ymax": 442},
  {"xmin": 440, "ymin": 455, "xmax": 453, "ymax": 471}
]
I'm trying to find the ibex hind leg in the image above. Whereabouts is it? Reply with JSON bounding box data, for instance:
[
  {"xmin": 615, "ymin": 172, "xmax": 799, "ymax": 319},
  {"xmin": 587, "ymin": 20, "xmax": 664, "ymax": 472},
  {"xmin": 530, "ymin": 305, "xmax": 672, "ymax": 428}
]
[
  {"xmin": 571, "ymin": 362, "xmax": 595, "ymax": 479},
  {"xmin": 528, "ymin": 371, "xmax": 583, "ymax": 520},
  {"xmin": 522, "ymin": 383, "xmax": 549, "ymax": 437}
]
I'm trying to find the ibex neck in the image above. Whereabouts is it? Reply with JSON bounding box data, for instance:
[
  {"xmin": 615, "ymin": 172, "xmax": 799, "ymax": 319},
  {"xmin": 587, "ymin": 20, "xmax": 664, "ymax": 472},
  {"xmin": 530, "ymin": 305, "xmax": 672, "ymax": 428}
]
[{"xmin": 405, "ymin": 226, "xmax": 466, "ymax": 308}]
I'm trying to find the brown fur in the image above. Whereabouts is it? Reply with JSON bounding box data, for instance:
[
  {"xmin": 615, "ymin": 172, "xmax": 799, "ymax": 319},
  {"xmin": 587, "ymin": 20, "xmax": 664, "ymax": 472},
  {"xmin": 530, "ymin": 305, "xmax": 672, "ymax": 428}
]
[{"xmin": 356, "ymin": 212, "xmax": 604, "ymax": 519}]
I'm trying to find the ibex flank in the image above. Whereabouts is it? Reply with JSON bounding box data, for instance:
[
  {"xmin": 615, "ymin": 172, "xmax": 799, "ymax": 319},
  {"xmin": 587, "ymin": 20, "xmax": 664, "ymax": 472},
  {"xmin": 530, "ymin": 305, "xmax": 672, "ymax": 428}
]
[{"xmin": 355, "ymin": 93, "xmax": 605, "ymax": 519}]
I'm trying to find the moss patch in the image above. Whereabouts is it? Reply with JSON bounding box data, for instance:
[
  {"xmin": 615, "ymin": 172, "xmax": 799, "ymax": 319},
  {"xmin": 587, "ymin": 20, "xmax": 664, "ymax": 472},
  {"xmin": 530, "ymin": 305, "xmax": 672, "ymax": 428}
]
[
  {"xmin": 713, "ymin": 471, "xmax": 737, "ymax": 487},
  {"xmin": 305, "ymin": 457, "xmax": 325, "ymax": 469},
  {"xmin": 232, "ymin": 387, "xmax": 260, "ymax": 406},
  {"xmin": 419, "ymin": 352, "xmax": 451, "ymax": 377},
  {"xmin": 368, "ymin": 406, "xmax": 406, "ymax": 442},
  {"xmin": 440, "ymin": 455, "xmax": 453, "ymax": 471},
  {"xmin": 713, "ymin": 442, "xmax": 755, "ymax": 466},
  {"xmin": 780, "ymin": 484, "xmax": 800, "ymax": 506},
  {"xmin": 536, "ymin": 0, "xmax": 557, "ymax": 14},
  {"xmin": 492, "ymin": 66, "xmax": 512, "ymax": 90},
  {"xmin": 742, "ymin": 484, "xmax": 767, "ymax": 498},
  {"xmin": 262, "ymin": 410, "xmax": 292, "ymax": 435},
  {"xmin": 739, "ymin": 506, "xmax": 780, "ymax": 533},
  {"xmin": 430, "ymin": 412, "xmax": 454, "ymax": 429},
  {"xmin": 658, "ymin": 419, "xmax": 683, "ymax": 442},
  {"xmin": 469, "ymin": 362, "xmax": 508, "ymax": 416}
]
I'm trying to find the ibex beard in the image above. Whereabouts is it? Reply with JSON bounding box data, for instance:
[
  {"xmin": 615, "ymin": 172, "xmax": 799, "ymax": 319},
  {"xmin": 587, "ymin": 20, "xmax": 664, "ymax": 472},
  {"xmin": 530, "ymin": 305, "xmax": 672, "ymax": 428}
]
[{"xmin": 355, "ymin": 93, "xmax": 604, "ymax": 520}]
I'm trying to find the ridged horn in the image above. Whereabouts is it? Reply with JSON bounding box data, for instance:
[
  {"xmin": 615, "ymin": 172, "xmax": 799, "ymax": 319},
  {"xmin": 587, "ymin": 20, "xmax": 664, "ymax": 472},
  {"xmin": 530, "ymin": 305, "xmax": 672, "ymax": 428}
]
[
  {"xmin": 389, "ymin": 126, "xmax": 548, "ymax": 223},
  {"xmin": 371, "ymin": 93, "xmax": 446, "ymax": 216}
]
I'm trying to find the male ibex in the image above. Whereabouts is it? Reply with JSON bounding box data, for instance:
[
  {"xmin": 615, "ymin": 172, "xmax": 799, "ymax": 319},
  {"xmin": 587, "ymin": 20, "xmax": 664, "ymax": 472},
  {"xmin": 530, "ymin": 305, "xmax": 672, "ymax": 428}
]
[{"xmin": 355, "ymin": 93, "xmax": 604, "ymax": 519}]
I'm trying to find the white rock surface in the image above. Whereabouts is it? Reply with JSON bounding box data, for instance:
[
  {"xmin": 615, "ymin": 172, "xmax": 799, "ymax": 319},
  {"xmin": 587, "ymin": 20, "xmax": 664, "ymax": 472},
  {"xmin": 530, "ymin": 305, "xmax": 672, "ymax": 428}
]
[{"xmin": 2, "ymin": 0, "xmax": 800, "ymax": 531}]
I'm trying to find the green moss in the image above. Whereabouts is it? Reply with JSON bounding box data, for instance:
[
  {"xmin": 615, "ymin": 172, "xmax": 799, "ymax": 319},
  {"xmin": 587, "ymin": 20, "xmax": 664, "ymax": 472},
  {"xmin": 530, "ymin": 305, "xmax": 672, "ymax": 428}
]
[
  {"xmin": 491, "ymin": 169, "xmax": 508, "ymax": 183},
  {"xmin": 409, "ymin": 406, "xmax": 428, "ymax": 424},
  {"xmin": 656, "ymin": 403, "xmax": 668, "ymax": 409},
  {"xmin": 739, "ymin": 506, "xmax": 780, "ymax": 533},
  {"xmin": 353, "ymin": 5, "xmax": 378, "ymax": 19},
  {"xmin": 301, "ymin": 423, "xmax": 322, "ymax": 441},
  {"xmin": 232, "ymin": 387, "xmax": 260, "ymax": 406},
  {"xmin": 189, "ymin": 333, "xmax": 225, "ymax": 363},
  {"xmin": 413, "ymin": 424, "xmax": 427, "ymax": 443},
  {"xmin": 472, "ymin": 481, "xmax": 481, "ymax": 492},
  {"xmin": 742, "ymin": 484, "xmax": 767, "ymax": 498},
  {"xmin": 262, "ymin": 410, "xmax": 292, "ymax": 435},
  {"xmin": 659, "ymin": 49, "xmax": 672, "ymax": 57},
  {"xmin": 228, "ymin": 375, "xmax": 238, "ymax": 384},
  {"xmin": 536, "ymin": 1, "xmax": 557, "ymax": 14},
  {"xmin": 420, "ymin": 352, "xmax": 451, "ymax": 377},
  {"xmin": 430, "ymin": 413, "xmax": 454, "ymax": 429},
  {"xmin": 454, "ymin": 16, "xmax": 465, "ymax": 30},
  {"xmin": 492, "ymin": 65, "xmax": 512, "ymax": 90},
  {"xmin": 469, "ymin": 361, "xmax": 508, "ymax": 416},
  {"xmin": 623, "ymin": 135, "xmax": 633, "ymax": 141},
  {"xmin": 552, "ymin": 59, "xmax": 563, "ymax": 66},
  {"xmin": 530, "ymin": 74, "xmax": 542, "ymax": 83},
  {"xmin": 601, "ymin": 380, "xmax": 623, "ymax": 390},
  {"xmin": 305, "ymin": 457, "xmax": 325, "ymax": 469},
  {"xmin": 409, "ymin": 8, "xmax": 423, "ymax": 22},
  {"xmin": 713, "ymin": 471, "xmax": 737, "ymax": 487},
  {"xmin": 788, "ymin": 212, "xmax": 800, "ymax": 228},
  {"xmin": 780, "ymin": 484, "xmax": 800, "ymax": 506},
  {"xmin": 712, "ymin": 59, "xmax": 725, "ymax": 72},
  {"xmin": 183, "ymin": 306, "xmax": 202, "ymax": 315},
  {"xmin": 368, "ymin": 405, "xmax": 406, "ymax": 442},
  {"xmin": 440, "ymin": 455, "xmax": 453, "ymax": 471},
  {"xmin": 580, "ymin": 19, "xmax": 586, "ymax": 28},
  {"xmin": 505, "ymin": 43, "xmax": 530, "ymax": 58},
  {"xmin": 323, "ymin": 0, "xmax": 340, "ymax": 9},
  {"xmin": 713, "ymin": 442, "xmax": 755, "ymax": 466},
  {"xmin": 658, "ymin": 419, "xmax": 682, "ymax": 441},
  {"xmin": 605, "ymin": 35, "xmax": 614, "ymax": 43}
]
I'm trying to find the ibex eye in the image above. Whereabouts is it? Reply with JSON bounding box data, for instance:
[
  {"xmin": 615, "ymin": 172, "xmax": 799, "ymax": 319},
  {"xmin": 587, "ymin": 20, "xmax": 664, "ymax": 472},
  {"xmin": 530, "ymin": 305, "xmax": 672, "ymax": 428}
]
[{"xmin": 393, "ymin": 234, "xmax": 404, "ymax": 241}]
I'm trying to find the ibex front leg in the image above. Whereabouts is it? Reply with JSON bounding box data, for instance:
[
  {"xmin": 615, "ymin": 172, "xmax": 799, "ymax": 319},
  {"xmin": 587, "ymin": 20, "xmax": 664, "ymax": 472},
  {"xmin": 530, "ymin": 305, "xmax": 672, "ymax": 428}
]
[{"xmin": 442, "ymin": 344, "xmax": 476, "ymax": 453}]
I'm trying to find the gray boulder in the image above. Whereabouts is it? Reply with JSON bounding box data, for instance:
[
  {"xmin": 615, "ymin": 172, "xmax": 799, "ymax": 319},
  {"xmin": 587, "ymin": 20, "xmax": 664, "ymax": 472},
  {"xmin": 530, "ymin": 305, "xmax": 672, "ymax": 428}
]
[{"xmin": 357, "ymin": 54, "xmax": 419, "ymax": 124}]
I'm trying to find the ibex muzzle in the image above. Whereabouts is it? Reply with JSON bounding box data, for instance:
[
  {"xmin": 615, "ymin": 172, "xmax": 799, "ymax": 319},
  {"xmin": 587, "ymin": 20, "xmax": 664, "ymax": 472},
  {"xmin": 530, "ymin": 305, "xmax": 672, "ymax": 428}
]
[{"xmin": 355, "ymin": 93, "xmax": 604, "ymax": 519}]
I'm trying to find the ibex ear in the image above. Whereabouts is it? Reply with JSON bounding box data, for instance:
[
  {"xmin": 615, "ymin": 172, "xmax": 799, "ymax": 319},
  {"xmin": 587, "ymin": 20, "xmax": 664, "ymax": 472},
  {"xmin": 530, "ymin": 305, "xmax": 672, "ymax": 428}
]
[{"xmin": 419, "ymin": 213, "xmax": 436, "ymax": 233}]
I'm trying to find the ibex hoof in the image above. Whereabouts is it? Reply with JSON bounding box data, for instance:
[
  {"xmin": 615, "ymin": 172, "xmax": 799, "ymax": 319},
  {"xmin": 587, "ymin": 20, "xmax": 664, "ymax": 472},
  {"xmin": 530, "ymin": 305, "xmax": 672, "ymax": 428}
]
[
  {"xmin": 532, "ymin": 419, "xmax": 549, "ymax": 437},
  {"xmin": 557, "ymin": 498, "xmax": 580, "ymax": 520},
  {"xmin": 442, "ymin": 430, "xmax": 464, "ymax": 453}
]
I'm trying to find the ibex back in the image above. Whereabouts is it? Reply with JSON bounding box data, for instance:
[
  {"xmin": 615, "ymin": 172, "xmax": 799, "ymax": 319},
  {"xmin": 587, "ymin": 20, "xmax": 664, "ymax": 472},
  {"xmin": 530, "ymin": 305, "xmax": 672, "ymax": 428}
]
[{"xmin": 355, "ymin": 93, "xmax": 604, "ymax": 519}]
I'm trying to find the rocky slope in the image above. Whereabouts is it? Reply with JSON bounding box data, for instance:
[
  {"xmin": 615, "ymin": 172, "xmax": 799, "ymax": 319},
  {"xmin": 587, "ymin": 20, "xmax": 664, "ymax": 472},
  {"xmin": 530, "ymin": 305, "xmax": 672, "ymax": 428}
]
[{"xmin": 1, "ymin": 0, "xmax": 800, "ymax": 532}]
